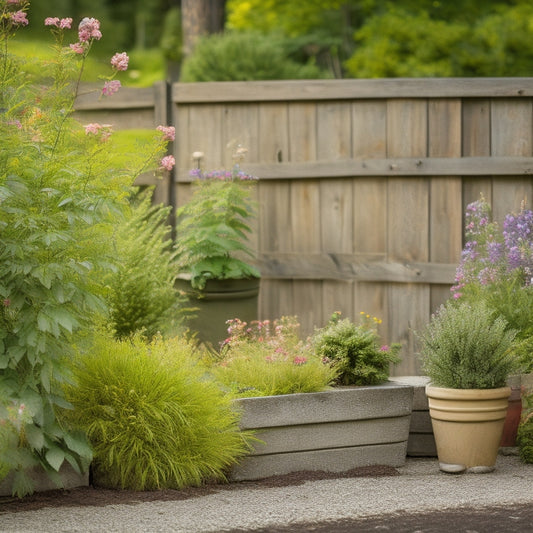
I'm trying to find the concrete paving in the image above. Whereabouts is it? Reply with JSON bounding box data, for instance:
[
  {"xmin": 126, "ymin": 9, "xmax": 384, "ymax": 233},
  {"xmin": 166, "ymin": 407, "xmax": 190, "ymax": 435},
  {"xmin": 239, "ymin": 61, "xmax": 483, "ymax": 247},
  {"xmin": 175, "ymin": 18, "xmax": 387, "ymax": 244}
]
[{"xmin": 0, "ymin": 454, "xmax": 532, "ymax": 532}]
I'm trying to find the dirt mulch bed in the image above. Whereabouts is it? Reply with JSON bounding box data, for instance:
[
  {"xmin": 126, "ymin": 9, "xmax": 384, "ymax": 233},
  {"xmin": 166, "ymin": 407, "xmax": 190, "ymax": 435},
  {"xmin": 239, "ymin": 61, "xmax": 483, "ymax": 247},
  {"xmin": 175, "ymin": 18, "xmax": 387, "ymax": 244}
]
[{"xmin": 0, "ymin": 465, "xmax": 398, "ymax": 513}]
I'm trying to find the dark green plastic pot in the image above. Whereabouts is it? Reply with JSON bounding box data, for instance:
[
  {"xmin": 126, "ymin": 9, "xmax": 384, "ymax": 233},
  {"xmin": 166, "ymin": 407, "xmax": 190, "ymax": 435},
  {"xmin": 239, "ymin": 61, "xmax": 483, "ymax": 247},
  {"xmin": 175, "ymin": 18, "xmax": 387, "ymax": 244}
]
[{"xmin": 176, "ymin": 277, "xmax": 260, "ymax": 349}]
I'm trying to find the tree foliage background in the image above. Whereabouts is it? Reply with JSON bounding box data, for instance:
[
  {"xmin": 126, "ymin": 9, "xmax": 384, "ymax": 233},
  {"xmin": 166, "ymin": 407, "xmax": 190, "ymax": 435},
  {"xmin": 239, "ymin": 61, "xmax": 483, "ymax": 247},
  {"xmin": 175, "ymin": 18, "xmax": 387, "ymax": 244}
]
[{"xmin": 19, "ymin": 0, "xmax": 533, "ymax": 80}]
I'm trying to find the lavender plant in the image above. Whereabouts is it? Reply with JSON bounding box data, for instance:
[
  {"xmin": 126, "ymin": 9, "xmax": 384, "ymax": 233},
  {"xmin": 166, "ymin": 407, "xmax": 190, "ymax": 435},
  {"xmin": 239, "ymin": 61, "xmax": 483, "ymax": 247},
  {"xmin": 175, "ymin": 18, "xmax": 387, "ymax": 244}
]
[
  {"xmin": 451, "ymin": 194, "xmax": 533, "ymax": 372},
  {"xmin": 0, "ymin": 1, "xmax": 174, "ymax": 496}
]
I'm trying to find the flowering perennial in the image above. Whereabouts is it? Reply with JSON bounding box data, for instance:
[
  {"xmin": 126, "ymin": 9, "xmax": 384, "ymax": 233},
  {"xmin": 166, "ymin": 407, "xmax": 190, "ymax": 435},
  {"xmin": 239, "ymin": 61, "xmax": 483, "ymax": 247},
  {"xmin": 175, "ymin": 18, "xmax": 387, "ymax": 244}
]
[{"xmin": 452, "ymin": 195, "xmax": 533, "ymax": 298}]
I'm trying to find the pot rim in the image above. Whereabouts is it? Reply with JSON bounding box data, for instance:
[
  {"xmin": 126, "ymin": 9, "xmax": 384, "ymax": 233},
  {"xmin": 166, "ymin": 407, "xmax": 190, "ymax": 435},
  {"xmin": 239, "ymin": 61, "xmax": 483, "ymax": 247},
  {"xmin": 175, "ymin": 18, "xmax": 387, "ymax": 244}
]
[{"xmin": 425, "ymin": 384, "xmax": 511, "ymax": 400}]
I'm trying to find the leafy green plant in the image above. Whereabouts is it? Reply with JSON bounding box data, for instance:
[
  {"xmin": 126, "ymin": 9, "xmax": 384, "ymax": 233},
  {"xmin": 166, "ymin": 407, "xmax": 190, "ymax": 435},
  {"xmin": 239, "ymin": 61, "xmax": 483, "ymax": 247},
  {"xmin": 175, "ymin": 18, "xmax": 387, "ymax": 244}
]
[
  {"xmin": 310, "ymin": 312, "xmax": 401, "ymax": 386},
  {"xmin": 175, "ymin": 149, "xmax": 260, "ymax": 290},
  {"xmin": 0, "ymin": 400, "xmax": 32, "ymax": 486},
  {"xmin": 518, "ymin": 392, "xmax": 533, "ymax": 464},
  {"xmin": 104, "ymin": 191, "xmax": 184, "ymax": 339},
  {"xmin": 180, "ymin": 31, "xmax": 327, "ymax": 82},
  {"xmin": 451, "ymin": 195, "xmax": 533, "ymax": 372},
  {"xmin": 63, "ymin": 332, "xmax": 252, "ymax": 490},
  {"xmin": 0, "ymin": 4, "xmax": 173, "ymax": 496},
  {"xmin": 417, "ymin": 300, "xmax": 519, "ymax": 389},
  {"xmin": 211, "ymin": 317, "xmax": 337, "ymax": 397}
]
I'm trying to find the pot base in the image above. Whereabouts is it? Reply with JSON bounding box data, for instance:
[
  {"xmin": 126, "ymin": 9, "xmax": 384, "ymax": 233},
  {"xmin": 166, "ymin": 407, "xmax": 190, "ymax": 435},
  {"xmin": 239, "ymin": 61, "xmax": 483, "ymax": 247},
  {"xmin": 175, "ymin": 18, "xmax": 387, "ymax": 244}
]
[{"xmin": 439, "ymin": 462, "xmax": 495, "ymax": 474}]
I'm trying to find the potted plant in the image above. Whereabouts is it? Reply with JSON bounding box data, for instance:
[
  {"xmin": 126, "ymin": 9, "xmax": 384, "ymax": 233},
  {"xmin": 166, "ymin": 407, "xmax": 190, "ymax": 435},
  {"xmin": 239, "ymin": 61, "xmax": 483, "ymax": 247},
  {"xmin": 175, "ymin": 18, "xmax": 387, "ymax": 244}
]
[
  {"xmin": 175, "ymin": 148, "xmax": 260, "ymax": 349},
  {"xmin": 211, "ymin": 313, "xmax": 412, "ymax": 481},
  {"xmin": 417, "ymin": 300, "xmax": 520, "ymax": 473},
  {"xmin": 451, "ymin": 195, "xmax": 533, "ymax": 446}
]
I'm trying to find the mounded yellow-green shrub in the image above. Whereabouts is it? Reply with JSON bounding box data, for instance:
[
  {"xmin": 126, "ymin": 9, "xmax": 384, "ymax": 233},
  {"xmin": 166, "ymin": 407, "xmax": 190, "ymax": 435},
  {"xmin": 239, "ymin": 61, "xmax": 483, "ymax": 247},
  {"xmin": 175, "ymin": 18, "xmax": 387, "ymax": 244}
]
[{"xmin": 64, "ymin": 333, "xmax": 252, "ymax": 490}]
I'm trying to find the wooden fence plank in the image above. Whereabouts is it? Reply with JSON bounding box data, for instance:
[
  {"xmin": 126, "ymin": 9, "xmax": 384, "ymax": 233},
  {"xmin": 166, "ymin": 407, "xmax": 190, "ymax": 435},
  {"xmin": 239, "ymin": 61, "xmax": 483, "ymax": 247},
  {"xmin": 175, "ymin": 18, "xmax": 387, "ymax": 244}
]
[
  {"xmin": 257, "ymin": 254, "xmax": 456, "ymax": 283},
  {"xmin": 178, "ymin": 156, "xmax": 533, "ymax": 181},
  {"xmin": 317, "ymin": 101, "xmax": 353, "ymax": 324},
  {"xmin": 428, "ymin": 99, "xmax": 462, "ymax": 311},
  {"xmin": 387, "ymin": 99, "xmax": 429, "ymax": 375},
  {"xmin": 224, "ymin": 103, "xmax": 260, "ymax": 166},
  {"xmin": 288, "ymin": 103, "xmax": 317, "ymax": 162},
  {"xmin": 352, "ymin": 101, "xmax": 387, "ymax": 158},
  {"xmin": 290, "ymin": 179, "xmax": 322, "ymax": 333},
  {"xmin": 172, "ymin": 78, "xmax": 533, "ymax": 103}
]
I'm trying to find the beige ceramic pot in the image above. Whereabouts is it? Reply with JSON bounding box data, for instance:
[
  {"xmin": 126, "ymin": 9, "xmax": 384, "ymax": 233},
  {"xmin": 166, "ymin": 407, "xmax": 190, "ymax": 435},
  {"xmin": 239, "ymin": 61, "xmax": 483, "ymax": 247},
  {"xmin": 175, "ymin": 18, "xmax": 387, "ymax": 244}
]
[{"xmin": 426, "ymin": 385, "xmax": 510, "ymax": 473}]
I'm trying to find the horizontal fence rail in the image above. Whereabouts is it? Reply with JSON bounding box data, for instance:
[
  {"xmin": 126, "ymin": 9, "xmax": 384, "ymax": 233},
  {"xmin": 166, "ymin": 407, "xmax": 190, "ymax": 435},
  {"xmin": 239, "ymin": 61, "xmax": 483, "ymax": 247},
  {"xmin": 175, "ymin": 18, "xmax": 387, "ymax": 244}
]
[{"xmin": 75, "ymin": 78, "xmax": 533, "ymax": 375}]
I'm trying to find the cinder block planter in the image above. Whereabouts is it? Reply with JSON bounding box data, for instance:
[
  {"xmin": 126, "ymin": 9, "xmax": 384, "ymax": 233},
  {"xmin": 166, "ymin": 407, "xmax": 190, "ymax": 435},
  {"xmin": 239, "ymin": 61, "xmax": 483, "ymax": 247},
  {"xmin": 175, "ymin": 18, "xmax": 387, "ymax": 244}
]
[
  {"xmin": 390, "ymin": 376, "xmax": 437, "ymax": 457},
  {"xmin": 230, "ymin": 382, "xmax": 413, "ymax": 481},
  {"xmin": 0, "ymin": 462, "xmax": 88, "ymax": 497}
]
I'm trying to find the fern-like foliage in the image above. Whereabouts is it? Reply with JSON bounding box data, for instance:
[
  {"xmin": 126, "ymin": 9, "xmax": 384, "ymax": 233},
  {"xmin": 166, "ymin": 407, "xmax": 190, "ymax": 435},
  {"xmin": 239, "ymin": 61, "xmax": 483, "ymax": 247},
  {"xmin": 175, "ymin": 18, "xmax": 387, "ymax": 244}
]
[
  {"xmin": 104, "ymin": 191, "xmax": 185, "ymax": 338},
  {"xmin": 175, "ymin": 177, "xmax": 260, "ymax": 289},
  {"xmin": 417, "ymin": 300, "xmax": 520, "ymax": 389},
  {"xmin": 63, "ymin": 333, "xmax": 252, "ymax": 490}
]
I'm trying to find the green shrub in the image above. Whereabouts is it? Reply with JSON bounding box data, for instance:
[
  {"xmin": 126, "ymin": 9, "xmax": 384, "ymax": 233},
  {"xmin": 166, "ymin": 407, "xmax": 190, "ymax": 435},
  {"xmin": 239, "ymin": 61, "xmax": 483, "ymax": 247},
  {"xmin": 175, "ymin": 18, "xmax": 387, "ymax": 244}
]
[
  {"xmin": 518, "ymin": 392, "xmax": 533, "ymax": 464},
  {"xmin": 64, "ymin": 333, "xmax": 252, "ymax": 490},
  {"xmin": 104, "ymin": 191, "xmax": 184, "ymax": 339},
  {"xmin": 180, "ymin": 31, "xmax": 327, "ymax": 82},
  {"xmin": 417, "ymin": 301, "xmax": 519, "ymax": 389},
  {"xmin": 310, "ymin": 312, "xmax": 401, "ymax": 386}
]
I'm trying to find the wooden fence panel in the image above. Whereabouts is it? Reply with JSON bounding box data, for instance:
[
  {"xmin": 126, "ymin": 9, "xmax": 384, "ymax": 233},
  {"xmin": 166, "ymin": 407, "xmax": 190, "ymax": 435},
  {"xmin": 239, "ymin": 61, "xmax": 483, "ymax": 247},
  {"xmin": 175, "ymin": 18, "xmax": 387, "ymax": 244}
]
[{"xmin": 75, "ymin": 78, "xmax": 533, "ymax": 375}]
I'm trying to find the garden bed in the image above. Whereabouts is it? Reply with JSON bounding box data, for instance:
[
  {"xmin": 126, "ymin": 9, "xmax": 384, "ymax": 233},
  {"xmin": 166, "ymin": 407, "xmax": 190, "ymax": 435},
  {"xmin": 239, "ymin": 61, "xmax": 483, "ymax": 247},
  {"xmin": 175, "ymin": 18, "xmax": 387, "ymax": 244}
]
[{"xmin": 230, "ymin": 381, "xmax": 413, "ymax": 481}]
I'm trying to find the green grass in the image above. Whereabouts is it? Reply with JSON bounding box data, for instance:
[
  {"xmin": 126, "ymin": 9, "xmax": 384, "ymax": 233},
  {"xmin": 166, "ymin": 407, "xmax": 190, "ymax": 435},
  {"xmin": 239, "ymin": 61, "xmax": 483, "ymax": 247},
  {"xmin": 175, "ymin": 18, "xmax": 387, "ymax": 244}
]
[{"xmin": 11, "ymin": 37, "xmax": 165, "ymax": 87}]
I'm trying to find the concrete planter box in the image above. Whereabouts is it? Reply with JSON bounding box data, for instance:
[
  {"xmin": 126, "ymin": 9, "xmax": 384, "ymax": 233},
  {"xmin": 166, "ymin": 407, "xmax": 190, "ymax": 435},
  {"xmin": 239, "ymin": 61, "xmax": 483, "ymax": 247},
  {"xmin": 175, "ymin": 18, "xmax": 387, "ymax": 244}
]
[{"xmin": 230, "ymin": 381, "xmax": 413, "ymax": 481}]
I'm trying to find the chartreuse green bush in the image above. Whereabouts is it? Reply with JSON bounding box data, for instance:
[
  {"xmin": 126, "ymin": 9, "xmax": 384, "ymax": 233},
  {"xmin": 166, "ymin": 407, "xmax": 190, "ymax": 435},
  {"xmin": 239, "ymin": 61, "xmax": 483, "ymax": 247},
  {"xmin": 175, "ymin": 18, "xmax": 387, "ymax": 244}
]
[
  {"xmin": 180, "ymin": 31, "xmax": 327, "ymax": 82},
  {"xmin": 104, "ymin": 191, "xmax": 185, "ymax": 339},
  {"xmin": 63, "ymin": 333, "xmax": 252, "ymax": 490}
]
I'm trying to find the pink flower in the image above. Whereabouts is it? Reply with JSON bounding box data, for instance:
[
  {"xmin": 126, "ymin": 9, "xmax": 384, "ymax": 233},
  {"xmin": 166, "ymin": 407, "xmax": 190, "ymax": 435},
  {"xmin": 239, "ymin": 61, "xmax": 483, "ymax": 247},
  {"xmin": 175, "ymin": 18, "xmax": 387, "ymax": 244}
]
[
  {"xmin": 379, "ymin": 345, "xmax": 390, "ymax": 352},
  {"xmin": 7, "ymin": 119, "xmax": 22, "ymax": 129},
  {"xmin": 60, "ymin": 18, "xmax": 72, "ymax": 29},
  {"xmin": 7, "ymin": 0, "xmax": 22, "ymax": 4},
  {"xmin": 69, "ymin": 42, "xmax": 85, "ymax": 54},
  {"xmin": 157, "ymin": 125, "xmax": 175, "ymax": 142},
  {"xmin": 293, "ymin": 356, "xmax": 307, "ymax": 365},
  {"xmin": 10, "ymin": 10, "xmax": 28, "ymax": 25},
  {"xmin": 44, "ymin": 17, "xmax": 60, "ymax": 27},
  {"xmin": 78, "ymin": 17, "xmax": 101, "ymax": 42},
  {"xmin": 110, "ymin": 52, "xmax": 129, "ymax": 71},
  {"xmin": 3, "ymin": 299, "xmax": 10, "ymax": 307},
  {"xmin": 84, "ymin": 123, "xmax": 102, "ymax": 135},
  {"xmin": 159, "ymin": 155, "xmax": 175, "ymax": 171},
  {"xmin": 101, "ymin": 80, "xmax": 121, "ymax": 97}
]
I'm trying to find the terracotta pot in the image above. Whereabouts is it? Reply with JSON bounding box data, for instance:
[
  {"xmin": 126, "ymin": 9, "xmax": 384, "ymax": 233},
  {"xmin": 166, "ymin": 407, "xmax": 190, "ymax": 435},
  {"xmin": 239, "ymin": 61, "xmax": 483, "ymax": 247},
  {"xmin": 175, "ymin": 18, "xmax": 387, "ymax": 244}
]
[
  {"xmin": 426, "ymin": 385, "xmax": 510, "ymax": 473},
  {"xmin": 500, "ymin": 375, "xmax": 523, "ymax": 447}
]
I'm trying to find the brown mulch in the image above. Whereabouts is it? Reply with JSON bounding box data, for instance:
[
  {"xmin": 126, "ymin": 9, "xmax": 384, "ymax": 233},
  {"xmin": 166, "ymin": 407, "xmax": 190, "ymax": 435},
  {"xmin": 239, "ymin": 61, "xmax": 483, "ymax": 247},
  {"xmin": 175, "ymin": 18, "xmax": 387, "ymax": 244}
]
[{"xmin": 0, "ymin": 465, "xmax": 398, "ymax": 514}]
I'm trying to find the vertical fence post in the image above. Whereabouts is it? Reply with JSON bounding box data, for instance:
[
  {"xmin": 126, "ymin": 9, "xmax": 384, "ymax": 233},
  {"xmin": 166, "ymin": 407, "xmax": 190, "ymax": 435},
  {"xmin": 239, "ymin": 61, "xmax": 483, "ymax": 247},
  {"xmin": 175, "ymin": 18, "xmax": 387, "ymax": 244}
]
[{"xmin": 153, "ymin": 80, "xmax": 176, "ymax": 240}]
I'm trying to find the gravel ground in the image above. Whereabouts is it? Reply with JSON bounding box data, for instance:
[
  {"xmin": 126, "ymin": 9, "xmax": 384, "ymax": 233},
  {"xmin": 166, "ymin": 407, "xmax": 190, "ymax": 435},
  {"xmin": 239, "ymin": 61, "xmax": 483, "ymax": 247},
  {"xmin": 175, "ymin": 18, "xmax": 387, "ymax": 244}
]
[{"xmin": 0, "ymin": 454, "xmax": 532, "ymax": 533}]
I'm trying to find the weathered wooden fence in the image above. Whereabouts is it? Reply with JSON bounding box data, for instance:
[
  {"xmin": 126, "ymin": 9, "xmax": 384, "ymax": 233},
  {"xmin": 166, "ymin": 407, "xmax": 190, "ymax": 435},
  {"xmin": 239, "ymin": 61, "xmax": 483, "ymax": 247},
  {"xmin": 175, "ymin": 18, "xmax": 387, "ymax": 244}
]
[{"xmin": 75, "ymin": 78, "xmax": 533, "ymax": 375}]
